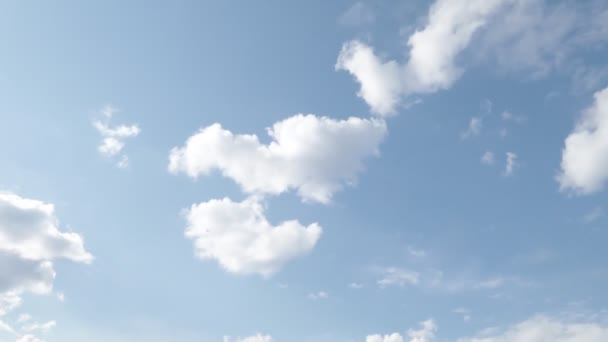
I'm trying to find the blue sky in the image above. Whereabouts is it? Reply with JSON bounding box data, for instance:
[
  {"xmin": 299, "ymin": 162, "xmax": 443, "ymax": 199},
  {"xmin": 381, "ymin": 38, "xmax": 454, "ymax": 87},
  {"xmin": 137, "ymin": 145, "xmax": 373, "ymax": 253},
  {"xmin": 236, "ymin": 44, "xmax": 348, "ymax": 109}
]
[{"xmin": 1, "ymin": 1, "xmax": 608, "ymax": 341}]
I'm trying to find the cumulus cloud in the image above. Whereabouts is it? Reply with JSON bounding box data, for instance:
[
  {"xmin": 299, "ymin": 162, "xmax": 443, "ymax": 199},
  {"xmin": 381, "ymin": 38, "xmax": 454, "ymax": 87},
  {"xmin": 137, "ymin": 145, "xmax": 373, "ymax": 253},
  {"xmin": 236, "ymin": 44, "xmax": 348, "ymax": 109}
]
[
  {"xmin": 183, "ymin": 197, "xmax": 321, "ymax": 277},
  {"xmin": 0, "ymin": 193, "xmax": 93, "ymax": 263},
  {"xmin": 0, "ymin": 193, "xmax": 92, "ymax": 318},
  {"xmin": 459, "ymin": 315, "xmax": 608, "ymax": 342},
  {"xmin": 558, "ymin": 87, "xmax": 608, "ymax": 194},
  {"xmin": 169, "ymin": 114, "xmax": 387, "ymax": 204},
  {"xmin": 336, "ymin": 0, "xmax": 509, "ymax": 115},
  {"xmin": 93, "ymin": 105, "xmax": 140, "ymax": 168},
  {"xmin": 366, "ymin": 320, "xmax": 437, "ymax": 342},
  {"xmin": 377, "ymin": 267, "xmax": 420, "ymax": 288}
]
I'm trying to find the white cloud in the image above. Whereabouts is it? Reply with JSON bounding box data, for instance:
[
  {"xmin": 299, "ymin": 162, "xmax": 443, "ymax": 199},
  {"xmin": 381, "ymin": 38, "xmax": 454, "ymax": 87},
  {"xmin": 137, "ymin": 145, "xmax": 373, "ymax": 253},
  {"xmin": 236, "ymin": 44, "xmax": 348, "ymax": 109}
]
[
  {"xmin": 16, "ymin": 314, "xmax": 31, "ymax": 324},
  {"xmin": 0, "ymin": 193, "xmax": 92, "ymax": 317},
  {"xmin": 349, "ymin": 282, "xmax": 364, "ymax": 289},
  {"xmin": 22, "ymin": 321, "xmax": 55, "ymax": 333},
  {"xmin": 336, "ymin": 0, "xmax": 509, "ymax": 115},
  {"xmin": 16, "ymin": 335, "xmax": 43, "ymax": 342},
  {"xmin": 0, "ymin": 193, "xmax": 93, "ymax": 263},
  {"xmin": 459, "ymin": 315, "xmax": 608, "ymax": 342},
  {"xmin": 0, "ymin": 293, "xmax": 21, "ymax": 316},
  {"xmin": 481, "ymin": 151, "xmax": 495, "ymax": 165},
  {"xmin": 169, "ymin": 114, "xmax": 387, "ymax": 204},
  {"xmin": 407, "ymin": 246, "xmax": 427, "ymax": 258},
  {"xmin": 308, "ymin": 291, "xmax": 329, "ymax": 300},
  {"xmin": 366, "ymin": 319, "xmax": 437, "ymax": 342},
  {"xmin": 224, "ymin": 334, "xmax": 273, "ymax": 342},
  {"xmin": 0, "ymin": 320, "xmax": 15, "ymax": 334},
  {"xmin": 461, "ymin": 117, "xmax": 483, "ymax": 139},
  {"xmin": 93, "ymin": 105, "xmax": 140, "ymax": 168},
  {"xmin": 558, "ymin": 87, "xmax": 608, "ymax": 194},
  {"xmin": 503, "ymin": 152, "xmax": 517, "ymax": 177},
  {"xmin": 500, "ymin": 111, "xmax": 525, "ymax": 124},
  {"xmin": 183, "ymin": 197, "xmax": 321, "ymax": 277},
  {"xmin": 377, "ymin": 267, "xmax": 420, "ymax": 288},
  {"xmin": 476, "ymin": 0, "xmax": 608, "ymax": 80}
]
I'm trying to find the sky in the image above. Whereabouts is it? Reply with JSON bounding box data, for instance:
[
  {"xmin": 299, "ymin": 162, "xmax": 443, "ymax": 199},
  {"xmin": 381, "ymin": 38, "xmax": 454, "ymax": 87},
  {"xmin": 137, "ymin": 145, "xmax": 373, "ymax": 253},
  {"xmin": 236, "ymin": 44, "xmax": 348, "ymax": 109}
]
[{"xmin": 1, "ymin": 0, "xmax": 608, "ymax": 341}]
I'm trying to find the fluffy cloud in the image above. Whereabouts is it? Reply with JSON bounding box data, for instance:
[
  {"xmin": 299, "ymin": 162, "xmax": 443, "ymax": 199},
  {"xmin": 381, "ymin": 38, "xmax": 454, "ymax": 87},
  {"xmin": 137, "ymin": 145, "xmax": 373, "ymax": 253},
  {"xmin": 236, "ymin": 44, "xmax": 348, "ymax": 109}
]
[
  {"xmin": 459, "ymin": 315, "xmax": 608, "ymax": 342},
  {"xmin": 183, "ymin": 197, "xmax": 321, "ymax": 277},
  {"xmin": 169, "ymin": 114, "xmax": 387, "ymax": 204},
  {"xmin": 366, "ymin": 320, "xmax": 437, "ymax": 342},
  {"xmin": 558, "ymin": 87, "xmax": 608, "ymax": 193},
  {"xmin": 93, "ymin": 105, "xmax": 140, "ymax": 168},
  {"xmin": 336, "ymin": 0, "xmax": 509, "ymax": 115},
  {"xmin": 0, "ymin": 193, "xmax": 92, "ymax": 317},
  {"xmin": 0, "ymin": 194, "xmax": 93, "ymax": 263}
]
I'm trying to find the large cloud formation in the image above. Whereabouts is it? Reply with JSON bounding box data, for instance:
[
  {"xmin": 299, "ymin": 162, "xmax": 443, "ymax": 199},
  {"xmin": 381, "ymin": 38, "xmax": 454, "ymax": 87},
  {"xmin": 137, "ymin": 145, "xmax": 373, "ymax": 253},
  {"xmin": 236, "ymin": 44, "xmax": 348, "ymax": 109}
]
[
  {"xmin": 336, "ymin": 0, "xmax": 509, "ymax": 116},
  {"xmin": 169, "ymin": 114, "xmax": 387, "ymax": 204},
  {"xmin": 558, "ymin": 87, "xmax": 608, "ymax": 193},
  {"xmin": 184, "ymin": 197, "xmax": 321, "ymax": 276},
  {"xmin": 337, "ymin": 0, "xmax": 608, "ymax": 116},
  {"xmin": 0, "ymin": 193, "xmax": 92, "ymax": 341}
]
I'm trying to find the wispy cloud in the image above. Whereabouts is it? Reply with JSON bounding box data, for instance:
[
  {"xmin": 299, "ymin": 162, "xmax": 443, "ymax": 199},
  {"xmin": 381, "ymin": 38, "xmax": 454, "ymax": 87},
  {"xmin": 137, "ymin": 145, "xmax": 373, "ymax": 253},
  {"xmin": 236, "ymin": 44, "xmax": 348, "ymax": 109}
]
[{"xmin": 93, "ymin": 105, "xmax": 140, "ymax": 168}]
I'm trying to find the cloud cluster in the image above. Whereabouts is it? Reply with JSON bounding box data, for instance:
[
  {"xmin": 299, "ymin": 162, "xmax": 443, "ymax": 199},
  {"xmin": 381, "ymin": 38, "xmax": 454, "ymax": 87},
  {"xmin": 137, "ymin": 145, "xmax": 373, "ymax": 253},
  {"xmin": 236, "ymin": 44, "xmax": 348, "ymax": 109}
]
[
  {"xmin": 170, "ymin": 114, "xmax": 386, "ymax": 204},
  {"xmin": 336, "ymin": 0, "xmax": 509, "ymax": 115},
  {"xmin": 559, "ymin": 87, "xmax": 608, "ymax": 193},
  {"xmin": 170, "ymin": 116, "xmax": 385, "ymax": 275},
  {"xmin": 184, "ymin": 197, "xmax": 321, "ymax": 277},
  {"xmin": 93, "ymin": 105, "xmax": 140, "ymax": 168},
  {"xmin": 337, "ymin": 0, "xmax": 608, "ymax": 116}
]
